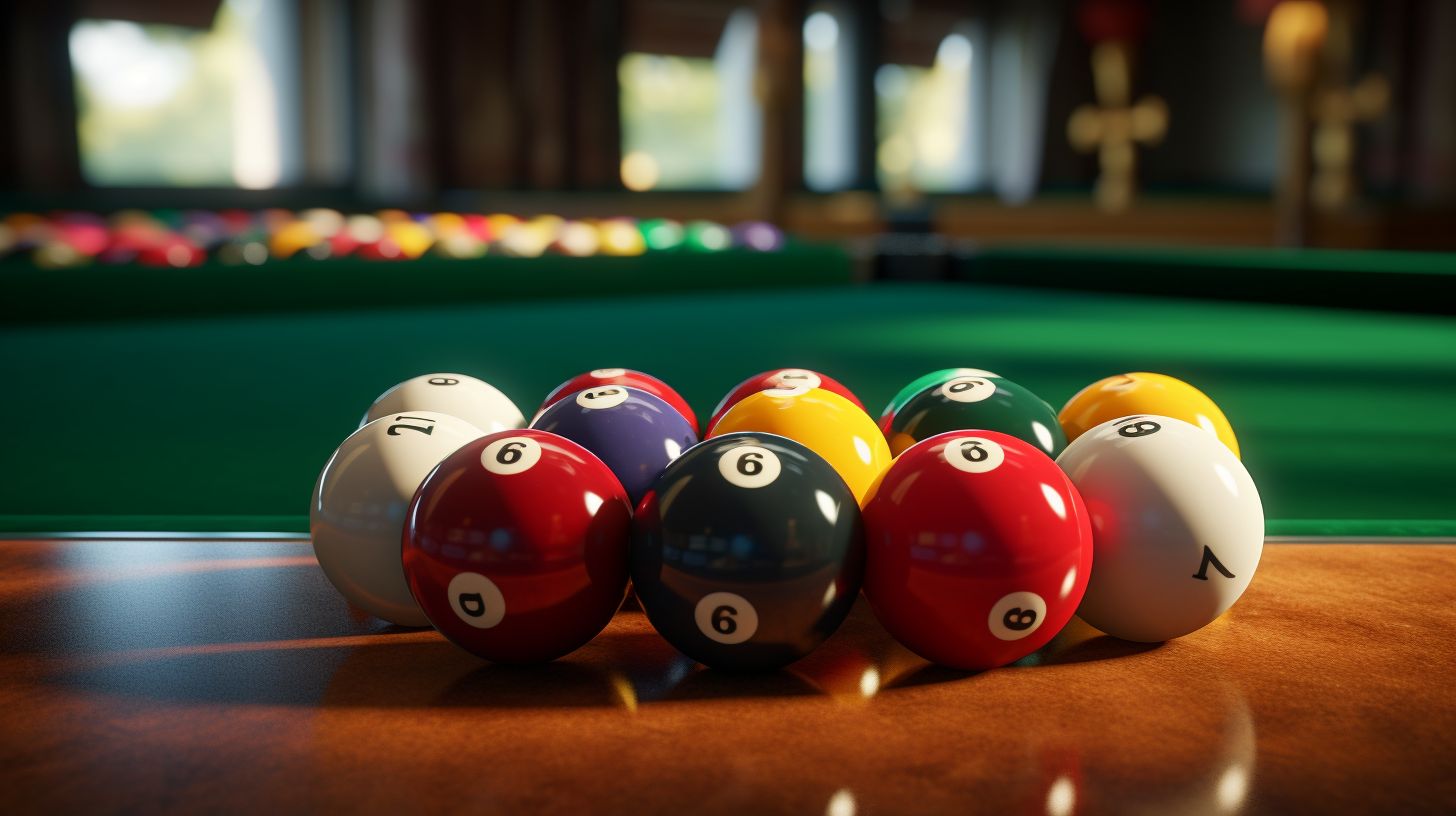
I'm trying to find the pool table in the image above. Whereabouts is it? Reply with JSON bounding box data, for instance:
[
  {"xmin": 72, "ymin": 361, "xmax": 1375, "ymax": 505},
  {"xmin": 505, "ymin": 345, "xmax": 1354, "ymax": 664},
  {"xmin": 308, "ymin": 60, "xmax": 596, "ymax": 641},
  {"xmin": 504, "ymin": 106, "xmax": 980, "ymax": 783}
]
[
  {"xmin": 2, "ymin": 277, "xmax": 1452, "ymax": 536},
  {"xmin": 2, "ymin": 268, "xmax": 1454, "ymax": 815}
]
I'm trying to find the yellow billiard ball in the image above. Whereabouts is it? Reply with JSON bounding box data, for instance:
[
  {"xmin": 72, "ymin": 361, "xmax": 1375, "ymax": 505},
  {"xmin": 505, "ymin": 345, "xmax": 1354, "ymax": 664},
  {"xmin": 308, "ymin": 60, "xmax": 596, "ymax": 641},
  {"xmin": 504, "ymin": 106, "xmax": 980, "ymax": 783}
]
[
  {"xmin": 708, "ymin": 385, "xmax": 891, "ymax": 504},
  {"xmin": 1058, "ymin": 372, "xmax": 1240, "ymax": 458}
]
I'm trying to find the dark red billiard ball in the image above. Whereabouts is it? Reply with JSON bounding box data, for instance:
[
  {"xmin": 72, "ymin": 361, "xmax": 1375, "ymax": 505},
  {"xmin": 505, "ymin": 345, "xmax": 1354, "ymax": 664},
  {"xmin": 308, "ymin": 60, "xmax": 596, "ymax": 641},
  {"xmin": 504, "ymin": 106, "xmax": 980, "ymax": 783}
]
[
  {"xmin": 706, "ymin": 368, "xmax": 865, "ymax": 433},
  {"xmin": 862, "ymin": 430, "xmax": 1092, "ymax": 670},
  {"xmin": 538, "ymin": 368, "xmax": 697, "ymax": 433},
  {"xmin": 402, "ymin": 429, "xmax": 633, "ymax": 663}
]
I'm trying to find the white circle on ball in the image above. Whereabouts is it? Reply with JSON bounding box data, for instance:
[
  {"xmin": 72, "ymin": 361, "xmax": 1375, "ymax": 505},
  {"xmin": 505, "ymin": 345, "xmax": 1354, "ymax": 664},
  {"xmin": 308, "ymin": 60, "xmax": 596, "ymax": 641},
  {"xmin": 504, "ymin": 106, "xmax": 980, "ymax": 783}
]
[
  {"xmin": 590, "ymin": 368, "xmax": 627, "ymax": 378},
  {"xmin": 575, "ymin": 386, "xmax": 629, "ymax": 409},
  {"xmin": 988, "ymin": 591, "xmax": 1046, "ymax": 641},
  {"xmin": 695, "ymin": 591, "xmax": 759, "ymax": 644},
  {"xmin": 481, "ymin": 436, "xmax": 542, "ymax": 475},
  {"xmin": 447, "ymin": 572, "xmax": 506, "ymax": 628},
  {"xmin": 718, "ymin": 445, "xmax": 782, "ymax": 488},
  {"xmin": 944, "ymin": 436, "xmax": 1005, "ymax": 473},
  {"xmin": 770, "ymin": 369, "xmax": 821, "ymax": 389},
  {"xmin": 941, "ymin": 376, "xmax": 997, "ymax": 403},
  {"xmin": 762, "ymin": 384, "xmax": 811, "ymax": 398}
]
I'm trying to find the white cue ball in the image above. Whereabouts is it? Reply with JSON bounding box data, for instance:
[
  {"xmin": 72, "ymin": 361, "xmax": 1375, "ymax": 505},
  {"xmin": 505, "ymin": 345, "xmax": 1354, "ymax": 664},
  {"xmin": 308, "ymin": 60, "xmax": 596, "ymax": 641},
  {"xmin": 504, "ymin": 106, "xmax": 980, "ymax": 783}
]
[
  {"xmin": 364, "ymin": 373, "xmax": 525, "ymax": 434},
  {"xmin": 1056, "ymin": 414, "xmax": 1264, "ymax": 642},
  {"xmin": 311, "ymin": 411, "xmax": 485, "ymax": 625}
]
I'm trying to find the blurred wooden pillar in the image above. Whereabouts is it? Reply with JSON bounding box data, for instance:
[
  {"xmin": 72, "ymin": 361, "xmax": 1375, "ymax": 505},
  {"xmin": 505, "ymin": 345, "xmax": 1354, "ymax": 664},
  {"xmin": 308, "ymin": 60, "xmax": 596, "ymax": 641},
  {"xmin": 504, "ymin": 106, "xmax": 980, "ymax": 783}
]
[
  {"xmin": 517, "ymin": 0, "xmax": 568, "ymax": 189},
  {"xmin": 3, "ymin": 2, "xmax": 83, "ymax": 190},
  {"xmin": 426, "ymin": 0, "xmax": 620, "ymax": 192},
  {"xmin": 426, "ymin": 0, "xmax": 518, "ymax": 189},
  {"xmin": 569, "ymin": 0, "xmax": 623, "ymax": 189},
  {"xmin": 749, "ymin": 0, "xmax": 803, "ymax": 222}
]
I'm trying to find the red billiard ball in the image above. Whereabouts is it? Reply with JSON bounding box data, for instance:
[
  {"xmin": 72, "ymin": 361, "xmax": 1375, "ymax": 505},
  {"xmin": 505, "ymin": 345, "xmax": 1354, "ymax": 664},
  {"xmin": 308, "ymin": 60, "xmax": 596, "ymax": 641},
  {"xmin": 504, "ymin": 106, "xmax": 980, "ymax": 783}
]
[
  {"xmin": 402, "ymin": 429, "xmax": 633, "ymax": 663},
  {"xmin": 862, "ymin": 430, "xmax": 1093, "ymax": 670},
  {"xmin": 706, "ymin": 368, "xmax": 865, "ymax": 433},
  {"xmin": 538, "ymin": 368, "xmax": 698, "ymax": 433}
]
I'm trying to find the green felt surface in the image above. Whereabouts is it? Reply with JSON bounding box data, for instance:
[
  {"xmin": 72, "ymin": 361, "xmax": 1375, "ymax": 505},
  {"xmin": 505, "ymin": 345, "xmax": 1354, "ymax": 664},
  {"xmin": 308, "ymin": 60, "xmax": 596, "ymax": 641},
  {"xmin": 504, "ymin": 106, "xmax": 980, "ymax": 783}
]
[
  {"xmin": 1, "ymin": 245, "xmax": 852, "ymax": 324},
  {"xmin": 2, "ymin": 282, "xmax": 1453, "ymax": 533}
]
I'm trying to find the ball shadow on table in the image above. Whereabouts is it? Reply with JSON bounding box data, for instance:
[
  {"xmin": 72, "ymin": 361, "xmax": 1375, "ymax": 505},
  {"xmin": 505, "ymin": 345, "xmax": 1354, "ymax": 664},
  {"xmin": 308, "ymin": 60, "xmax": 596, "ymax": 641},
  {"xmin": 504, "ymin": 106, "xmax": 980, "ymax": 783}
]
[{"xmin": 1028, "ymin": 616, "xmax": 1163, "ymax": 666}]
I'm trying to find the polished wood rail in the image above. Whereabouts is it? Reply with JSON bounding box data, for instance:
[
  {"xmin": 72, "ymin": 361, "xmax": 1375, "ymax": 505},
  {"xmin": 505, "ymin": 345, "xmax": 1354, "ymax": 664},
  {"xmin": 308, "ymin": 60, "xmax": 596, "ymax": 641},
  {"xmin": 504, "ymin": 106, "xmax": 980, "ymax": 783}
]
[{"xmin": 1, "ymin": 539, "xmax": 1452, "ymax": 815}]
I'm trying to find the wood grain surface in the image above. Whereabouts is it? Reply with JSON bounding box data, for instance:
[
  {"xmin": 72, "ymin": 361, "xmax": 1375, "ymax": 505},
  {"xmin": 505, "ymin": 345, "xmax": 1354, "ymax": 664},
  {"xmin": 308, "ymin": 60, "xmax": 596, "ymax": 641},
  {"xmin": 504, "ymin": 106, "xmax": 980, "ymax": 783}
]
[{"xmin": 1, "ymin": 539, "xmax": 1452, "ymax": 815}]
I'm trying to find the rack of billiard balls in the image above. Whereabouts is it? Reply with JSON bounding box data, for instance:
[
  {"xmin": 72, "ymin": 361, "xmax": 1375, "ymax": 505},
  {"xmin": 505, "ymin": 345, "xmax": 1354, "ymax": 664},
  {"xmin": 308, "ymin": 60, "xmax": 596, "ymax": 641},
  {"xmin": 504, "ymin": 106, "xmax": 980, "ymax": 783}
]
[{"xmin": 311, "ymin": 367, "xmax": 1262, "ymax": 672}]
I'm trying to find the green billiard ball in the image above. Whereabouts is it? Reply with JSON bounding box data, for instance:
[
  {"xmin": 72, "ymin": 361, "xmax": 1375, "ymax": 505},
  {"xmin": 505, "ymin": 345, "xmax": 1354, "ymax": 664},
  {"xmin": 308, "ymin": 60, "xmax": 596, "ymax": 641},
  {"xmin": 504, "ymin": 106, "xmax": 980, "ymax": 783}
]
[
  {"xmin": 887, "ymin": 374, "xmax": 1067, "ymax": 459},
  {"xmin": 879, "ymin": 368, "xmax": 1000, "ymax": 433},
  {"xmin": 683, "ymin": 220, "xmax": 732, "ymax": 252}
]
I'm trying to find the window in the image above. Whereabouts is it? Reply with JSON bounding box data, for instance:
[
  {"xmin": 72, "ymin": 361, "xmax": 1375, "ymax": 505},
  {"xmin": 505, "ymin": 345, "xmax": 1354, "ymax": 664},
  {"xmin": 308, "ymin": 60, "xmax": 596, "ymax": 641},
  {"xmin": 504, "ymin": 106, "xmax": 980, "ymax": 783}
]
[
  {"xmin": 69, "ymin": 0, "xmax": 301, "ymax": 188},
  {"xmin": 803, "ymin": 6, "xmax": 858, "ymax": 191},
  {"xmin": 875, "ymin": 27, "xmax": 986, "ymax": 193},
  {"xmin": 619, "ymin": 8, "xmax": 761, "ymax": 191}
]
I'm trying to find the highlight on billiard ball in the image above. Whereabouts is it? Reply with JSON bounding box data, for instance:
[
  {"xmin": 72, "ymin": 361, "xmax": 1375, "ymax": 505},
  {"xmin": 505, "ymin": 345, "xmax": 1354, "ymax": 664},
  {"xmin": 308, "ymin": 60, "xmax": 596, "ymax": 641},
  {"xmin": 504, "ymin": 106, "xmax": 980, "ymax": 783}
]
[
  {"xmin": 531, "ymin": 384, "xmax": 699, "ymax": 505},
  {"xmin": 1056, "ymin": 414, "xmax": 1264, "ymax": 642},
  {"xmin": 310, "ymin": 411, "xmax": 485, "ymax": 627},
  {"xmin": 862, "ymin": 430, "xmax": 1093, "ymax": 671},
  {"xmin": 1058, "ymin": 371, "xmax": 1241, "ymax": 457},
  {"xmin": 706, "ymin": 368, "xmax": 865, "ymax": 434},
  {"xmin": 886, "ymin": 373, "xmax": 1067, "ymax": 459},
  {"xmin": 402, "ymin": 429, "xmax": 634, "ymax": 664},
  {"xmin": 629, "ymin": 433, "xmax": 866, "ymax": 672},
  {"xmin": 877, "ymin": 367, "xmax": 1000, "ymax": 435},
  {"xmin": 364, "ymin": 372, "xmax": 526, "ymax": 434},
  {"xmin": 537, "ymin": 367, "xmax": 698, "ymax": 433},
  {"xmin": 708, "ymin": 384, "xmax": 891, "ymax": 505}
]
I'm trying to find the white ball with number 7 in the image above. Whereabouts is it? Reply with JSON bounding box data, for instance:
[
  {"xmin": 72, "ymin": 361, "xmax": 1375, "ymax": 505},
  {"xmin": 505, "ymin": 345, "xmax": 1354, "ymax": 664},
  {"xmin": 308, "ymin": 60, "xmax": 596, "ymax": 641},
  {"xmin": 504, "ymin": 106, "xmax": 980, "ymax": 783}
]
[
  {"xmin": 1056, "ymin": 414, "xmax": 1264, "ymax": 642},
  {"xmin": 311, "ymin": 411, "xmax": 485, "ymax": 625},
  {"xmin": 365, "ymin": 373, "xmax": 525, "ymax": 433}
]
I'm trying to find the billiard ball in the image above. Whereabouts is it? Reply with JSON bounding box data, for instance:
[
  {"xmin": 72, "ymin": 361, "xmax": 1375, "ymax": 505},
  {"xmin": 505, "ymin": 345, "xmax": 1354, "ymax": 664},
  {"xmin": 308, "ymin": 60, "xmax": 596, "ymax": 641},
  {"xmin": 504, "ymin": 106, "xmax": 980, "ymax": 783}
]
[
  {"xmin": 310, "ymin": 411, "xmax": 484, "ymax": 626},
  {"xmin": 877, "ymin": 368, "xmax": 1000, "ymax": 435},
  {"xmin": 1059, "ymin": 372, "xmax": 1240, "ymax": 457},
  {"xmin": 630, "ymin": 432, "xmax": 865, "ymax": 672},
  {"xmin": 707, "ymin": 368, "xmax": 865, "ymax": 434},
  {"xmin": 531, "ymin": 384, "xmax": 698, "ymax": 505},
  {"xmin": 402, "ymin": 429, "xmax": 633, "ymax": 663},
  {"xmin": 708, "ymin": 385, "xmax": 891, "ymax": 504},
  {"xmin": 538, "ymin": 368, "xmax": 698, "ymax": 433},
  {"xmin": 862, "ymin": 430, "xmax": 1093, "ymax": 670},
  {"xmin": 365, "ymin": 373, "xmax": 525, "ymax": 434},
  {"xmin": 887, "ymin": 374, "xmax": 1067, "ymax": 459},
  {"xmin": 1056, "ymin": 415, "xmax": 1264, "ymax": 642}
]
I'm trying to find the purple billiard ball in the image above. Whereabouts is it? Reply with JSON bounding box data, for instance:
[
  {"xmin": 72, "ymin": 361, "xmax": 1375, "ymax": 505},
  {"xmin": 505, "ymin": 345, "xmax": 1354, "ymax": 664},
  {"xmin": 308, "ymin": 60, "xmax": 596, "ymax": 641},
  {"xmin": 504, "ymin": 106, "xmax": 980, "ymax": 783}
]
[{"xmin": 530, "ymin": 385, "xmax": 698, "ymax": 504}]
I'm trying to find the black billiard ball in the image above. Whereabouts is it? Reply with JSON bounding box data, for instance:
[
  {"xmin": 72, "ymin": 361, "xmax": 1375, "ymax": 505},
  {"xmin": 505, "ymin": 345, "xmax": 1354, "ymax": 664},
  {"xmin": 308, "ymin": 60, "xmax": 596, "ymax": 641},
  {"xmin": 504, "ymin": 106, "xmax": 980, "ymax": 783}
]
[{"xmin": 629, "ymin": 432, "xmax": 865, "ymax": 672}]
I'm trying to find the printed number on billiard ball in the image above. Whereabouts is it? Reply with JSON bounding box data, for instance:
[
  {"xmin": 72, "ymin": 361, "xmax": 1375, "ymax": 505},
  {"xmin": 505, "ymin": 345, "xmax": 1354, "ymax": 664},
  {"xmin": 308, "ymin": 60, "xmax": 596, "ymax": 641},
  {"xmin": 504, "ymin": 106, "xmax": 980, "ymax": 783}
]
[
  {"xmin": 942, "ymin": 376, "xmax": 996, "ymax": 403},
  {"xmin": 481, "ymin": 436, "xmax": 542, "ymax": 475},
  {"xmin": 695, "ymin": 591, "xmax": 759, "ymax": 644},
  {"xmin": 427, "ymin": 377, "xmax": 460, "ymax": 386},
  {"xmin": 386, "ymin": 415, "xmax": 439, "ymax": 436},
  {"xmin": 771, "ymin": 369, "xmax": 821, "ymax": 388},
  {"xmin": 1117, "ymin": 417, "xmax": 1162, "ymax": 438},
  {"xmin": 944, "ymin": 436, "xmax": 1005, "ymax": 474},
  {"xmin": 988, "ymin": 591, "xmax": 1046, "ymax": 640},
  {"xmin": 718, "ymin": 445, "xmax": 782, "ymax": 488},
  {"xmin": 447, "ymin": 572, "xmax": 506, "ymax": 628},
  {"xmin": 576, "ymin": 386, "xmax": 629, "ymax": 409}
]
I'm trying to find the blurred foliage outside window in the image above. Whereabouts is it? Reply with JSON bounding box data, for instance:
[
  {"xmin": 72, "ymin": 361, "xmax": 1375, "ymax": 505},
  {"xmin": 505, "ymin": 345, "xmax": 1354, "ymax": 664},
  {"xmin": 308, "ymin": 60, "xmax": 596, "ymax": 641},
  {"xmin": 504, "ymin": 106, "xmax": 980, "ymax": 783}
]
[
  {"xmin": 876, "ymin": 33, "xmax": 976, "ymax": 193},
  {"xmin": 69, "ymin": 0, "xmax": 291, "ymax": 188},
  {"xmin": 619, "ymin": 8, "xmax": 761, "ymax": 192},
  {"xmin": 619, "ymin": 54, "xmax": 721, "ymax": 191}
]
